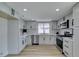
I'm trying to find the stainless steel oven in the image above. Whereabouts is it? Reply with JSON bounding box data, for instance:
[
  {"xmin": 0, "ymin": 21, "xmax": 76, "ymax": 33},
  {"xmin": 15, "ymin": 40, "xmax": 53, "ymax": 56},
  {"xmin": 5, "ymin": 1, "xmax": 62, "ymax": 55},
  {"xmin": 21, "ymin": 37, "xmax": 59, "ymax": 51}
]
[{"xmin": 56, "ymin": 36, "xmax": 63, "ymax": 49}]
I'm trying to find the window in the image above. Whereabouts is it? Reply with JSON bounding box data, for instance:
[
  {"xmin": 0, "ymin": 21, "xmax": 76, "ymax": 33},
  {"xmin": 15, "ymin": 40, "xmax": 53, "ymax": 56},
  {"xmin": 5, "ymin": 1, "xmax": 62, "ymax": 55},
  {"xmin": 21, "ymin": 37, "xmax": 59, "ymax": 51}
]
[
  {"xmin": 38, "ymin": 23, "xmax": 43, "ymax": 33},
  {"xmin": 38, "ymin": 23, "xmax": 50, "ymax": 34}
]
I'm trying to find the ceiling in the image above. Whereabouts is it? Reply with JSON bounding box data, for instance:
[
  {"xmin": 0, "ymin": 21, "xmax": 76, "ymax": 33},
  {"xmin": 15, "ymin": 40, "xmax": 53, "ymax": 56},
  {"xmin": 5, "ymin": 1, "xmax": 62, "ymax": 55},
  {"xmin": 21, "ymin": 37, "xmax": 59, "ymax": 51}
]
[{"xmin": 6, "ymin": 2, "xmax": 76, "ymax": 21}]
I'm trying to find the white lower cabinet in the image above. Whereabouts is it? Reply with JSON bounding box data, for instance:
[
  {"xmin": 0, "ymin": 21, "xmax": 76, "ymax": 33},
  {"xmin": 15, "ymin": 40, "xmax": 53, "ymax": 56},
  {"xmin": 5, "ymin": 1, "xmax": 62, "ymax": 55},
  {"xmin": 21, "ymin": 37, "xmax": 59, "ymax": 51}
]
[
  {"xmin": 63, "ymin": 37, "xmax": 73, "ymax": 57},
  {"xmin": 39, "ymin": 35, "xmax": 56, "ymax": 45}
]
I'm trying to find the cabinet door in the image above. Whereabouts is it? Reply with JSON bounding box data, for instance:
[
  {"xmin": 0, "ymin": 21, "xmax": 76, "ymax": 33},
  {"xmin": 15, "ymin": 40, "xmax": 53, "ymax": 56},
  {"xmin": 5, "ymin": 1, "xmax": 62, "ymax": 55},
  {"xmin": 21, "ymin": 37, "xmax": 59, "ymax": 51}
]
[
  {"xmin": 50, "ymin": 36, "xmax": 56, "ymax": 44},
  {"xmin": 73, "ymin": 18, "xmax": 79, "ymax": 26},
  {"xmin": 27, "ymin": 36, "xmax": 32, "ymax": 45},
  {"xmin": 0, "ymin": 18, "xmax": 2, "ymax": 56},
  {"xmin": 44, "ymin": 35, "xmax": 50, "ymax": 44},
  {"xmin": 39, "ymin": 35, "xmax": 45, "ymax": 45},
  {"xmin": 73, "ymin": 28, "xmax": 79, "ymax": 56},
  {"xmin": 0, "ymin": 17, "xmax": 8, "ymax": 56},
  {"xmin": 27, "ymin": 22, "xmax": 36, "ymax": 29},
  {"xmin": 73, "ymin": 6, "xmax": 79, "ymax": 26},
  {"xmin": 63, "ymin": 37, "xmax": 73, "ymax": 57}
]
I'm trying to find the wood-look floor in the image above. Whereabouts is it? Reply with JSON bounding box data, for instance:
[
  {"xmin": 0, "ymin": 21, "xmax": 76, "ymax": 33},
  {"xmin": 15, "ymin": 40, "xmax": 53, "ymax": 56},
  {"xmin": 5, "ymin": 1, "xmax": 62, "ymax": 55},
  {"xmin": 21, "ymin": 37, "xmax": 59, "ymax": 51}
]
[{"xmin": 7, "ymin": 45, "xmax": 65, "ymax": 57}]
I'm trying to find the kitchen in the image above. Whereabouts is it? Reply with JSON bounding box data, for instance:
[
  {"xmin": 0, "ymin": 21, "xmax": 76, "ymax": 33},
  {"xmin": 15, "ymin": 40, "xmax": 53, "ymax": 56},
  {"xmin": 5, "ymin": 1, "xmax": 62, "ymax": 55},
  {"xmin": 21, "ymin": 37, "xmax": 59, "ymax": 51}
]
[{"xmin": 0, "ymin": 2, "xmax": 79, "ymax": 57}]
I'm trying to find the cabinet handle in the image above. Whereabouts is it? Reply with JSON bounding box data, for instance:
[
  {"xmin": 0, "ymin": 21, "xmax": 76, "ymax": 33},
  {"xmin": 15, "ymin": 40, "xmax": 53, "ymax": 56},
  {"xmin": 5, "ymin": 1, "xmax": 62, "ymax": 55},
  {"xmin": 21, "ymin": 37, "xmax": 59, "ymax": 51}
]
[{"xmin": 64, "ymin": 51, "xmax": 69, "ymax": 55}]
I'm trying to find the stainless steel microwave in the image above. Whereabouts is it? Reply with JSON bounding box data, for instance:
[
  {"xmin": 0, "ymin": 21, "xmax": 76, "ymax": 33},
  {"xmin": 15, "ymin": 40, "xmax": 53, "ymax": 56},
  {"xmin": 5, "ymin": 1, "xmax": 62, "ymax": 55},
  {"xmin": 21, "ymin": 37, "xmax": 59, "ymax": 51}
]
[{"xmin": 60, "ymin": 20, "xmax": 69, "ymax": 29}]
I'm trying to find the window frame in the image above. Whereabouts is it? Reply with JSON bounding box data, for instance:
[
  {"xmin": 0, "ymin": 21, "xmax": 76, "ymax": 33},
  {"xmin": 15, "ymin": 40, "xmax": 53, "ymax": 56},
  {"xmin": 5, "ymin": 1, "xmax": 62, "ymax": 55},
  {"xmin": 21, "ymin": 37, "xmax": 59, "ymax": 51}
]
[{"xmin": 38, "ymin": 23, "xmax": 50, "ymax": 34}]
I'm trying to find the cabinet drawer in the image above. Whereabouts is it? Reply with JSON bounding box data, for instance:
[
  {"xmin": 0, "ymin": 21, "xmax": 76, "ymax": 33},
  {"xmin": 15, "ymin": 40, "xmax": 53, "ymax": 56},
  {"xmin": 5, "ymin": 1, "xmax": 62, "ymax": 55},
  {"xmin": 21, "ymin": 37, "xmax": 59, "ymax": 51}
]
[
  {"xmin": 63, "ymin": 40, "xmax": 69, "ymax": 48},
  {"xmin": 63, "ymin": 38, "xmax": 73, "ymax": 47},
  {"xmin": 63, "ymin": 46, "xmax": 73, "ymax": 57},
  {"xmin": 64, "ymin": 40, "xmax": 69, "ymax": 43},
  {"xmin": 63, "ymin": 45, "xmax": 71, "ymax": 57},
  {"xmin": 64, "ymin": 44, "xmax": 69, "ymax": 49},
  {"xmin": 63, "ymin": 37, "xmax": 73, "ymax": 57},
  {"xmin": 63, "ymin": 44, "xmax": 69, "ymax": 52},
  {"xmin": 63, "ymin": 39, "xmax": 69, "ymax": 44},
  {"xmin": 64, "ymin": 50, "xmax": 69, "ymax": 56}
]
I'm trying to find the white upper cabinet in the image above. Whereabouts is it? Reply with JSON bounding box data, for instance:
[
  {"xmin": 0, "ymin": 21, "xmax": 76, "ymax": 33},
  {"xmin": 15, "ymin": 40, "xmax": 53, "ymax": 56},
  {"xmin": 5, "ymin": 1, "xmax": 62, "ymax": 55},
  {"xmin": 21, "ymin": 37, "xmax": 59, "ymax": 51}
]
[
  {"xmin": 73, "ymin": 3, "xmax": 79, "ymax": 26},
  {"xmin": 26, "ymin": 22, "xmax": 36, "ymax": 29}
]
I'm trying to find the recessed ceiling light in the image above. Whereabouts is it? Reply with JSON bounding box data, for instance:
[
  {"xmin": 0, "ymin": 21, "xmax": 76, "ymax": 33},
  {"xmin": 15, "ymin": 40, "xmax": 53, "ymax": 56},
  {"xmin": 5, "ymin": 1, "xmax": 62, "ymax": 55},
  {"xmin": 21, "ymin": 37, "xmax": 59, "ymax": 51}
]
[
  {"xmin": 49, "ymin": 19, "xmax": 52, "ymax": 20},
  {"xmin": 56, "ymin": 8, "xmax": 60, "ymax": 11},
  {"xmin": 32, "ymin": 19, "xmax": 35, "ymax": 20},
  {"xmin": 23, "ymin": 9, "xmax": 27, "ymax": 11}
]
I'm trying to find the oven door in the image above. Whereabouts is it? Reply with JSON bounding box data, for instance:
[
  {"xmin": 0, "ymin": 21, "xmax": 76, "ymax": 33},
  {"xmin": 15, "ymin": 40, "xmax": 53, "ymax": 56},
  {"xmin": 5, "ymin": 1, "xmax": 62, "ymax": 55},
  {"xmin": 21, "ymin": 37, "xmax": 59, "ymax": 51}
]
[{"xmin": 56, "ymin": 37, "xmax": 63, "ymax": 49}]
